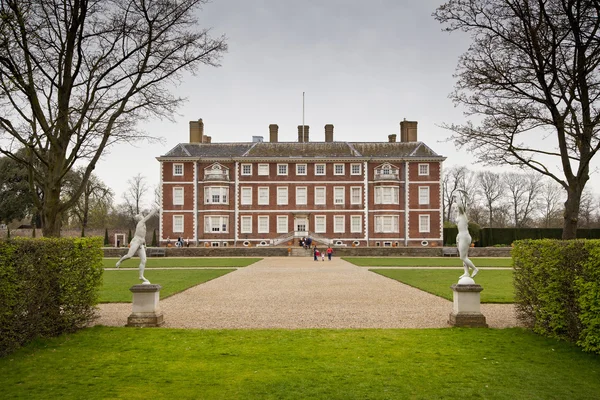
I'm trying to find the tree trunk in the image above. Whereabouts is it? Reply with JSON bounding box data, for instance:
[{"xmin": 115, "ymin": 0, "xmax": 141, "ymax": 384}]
[
  {"xmin": 41, "ymin": 190, "xmax": 63, "ymax": 237},
  {"xmin": 562, "ymin": 186, "xmax": 583, "ymax": 240}
]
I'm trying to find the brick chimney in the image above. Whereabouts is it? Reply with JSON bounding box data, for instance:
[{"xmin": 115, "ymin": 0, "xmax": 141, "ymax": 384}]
[
  {"xmin": 325, "ymin": 124, "xmax": 334, "ymax": 142},
  {"xmin": 269, "ymin": 124, "xmax": 279, "ymax": 143},
  {"xmin": 400, "ymin": 120, "xmax": 418, "ymax": 142},
  {"xmin": 388, "ymin": 134, "xmax": 397, "ymax": 143},
  {"xmin": 203, "ymin": 136, "xmax": 212, "ymax": 143},
  {"xmin": 189, "ymin": 119, "xmax": 204, "ymax": 143},
  {"xmin": 298, "ymin": 125, "xmax": 309, "ymax": 142}
]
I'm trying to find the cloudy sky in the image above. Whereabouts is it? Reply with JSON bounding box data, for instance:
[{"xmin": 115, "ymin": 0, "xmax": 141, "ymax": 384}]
[{"xmin": 92, "ymin": 0, "xmax": 562, "ymax": 206}]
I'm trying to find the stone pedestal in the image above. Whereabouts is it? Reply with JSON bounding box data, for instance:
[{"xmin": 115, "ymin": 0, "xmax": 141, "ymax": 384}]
[
  {"xmin": 127, "ymin": 284, "xmax": 164, "ymax": 327},
  {"xmin": 448, "ymin": 283, "xmax": 488, "ymax": 328}
]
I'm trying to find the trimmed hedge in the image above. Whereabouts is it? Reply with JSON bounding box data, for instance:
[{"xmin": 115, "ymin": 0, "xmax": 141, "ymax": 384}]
[
  {"xmin": 443, "ymin": 223, "xmax": 480, "ymax": 246},
  {"xmin": 513, "ymin": 239, "xmax": 600, "ymax": 354},
  {"xmin": 477, "ymin": 228, "xmax": 600, "ymax": 247},
  {"xmin": 0, "ymin": 237, "xmax": 103, "ymax": 357}
]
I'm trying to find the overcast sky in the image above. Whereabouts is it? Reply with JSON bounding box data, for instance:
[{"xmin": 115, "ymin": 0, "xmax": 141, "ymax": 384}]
[{"xmin": 92, "ymin": 0, "xmax": 576, "ymax": 207}]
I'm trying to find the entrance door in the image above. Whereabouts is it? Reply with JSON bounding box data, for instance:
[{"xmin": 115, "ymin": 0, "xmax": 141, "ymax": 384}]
[{"xmin": 295, "ymin": 217, "xmax": 308, "ymax": 233}]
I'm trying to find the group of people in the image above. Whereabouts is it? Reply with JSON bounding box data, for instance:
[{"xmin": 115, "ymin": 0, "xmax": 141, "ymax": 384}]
[
  {"xmin": 313, "ymin": 245, "xmax": 334, "ymax": 261},
  {"xmin": 166, "ymin": 237, "xmax": 190, "ymax": 247},
  {"xmin": 299, "ymin": 237, "xmax": 312, "ymax": 249}
]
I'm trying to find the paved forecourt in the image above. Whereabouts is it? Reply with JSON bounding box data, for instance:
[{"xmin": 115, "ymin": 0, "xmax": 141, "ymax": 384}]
[{"xmin": 95, "ymin": 257, "xmax": 519, "ymax": 329}]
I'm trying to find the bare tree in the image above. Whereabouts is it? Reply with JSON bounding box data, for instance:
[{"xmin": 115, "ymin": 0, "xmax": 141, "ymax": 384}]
[
  {"xmin": 123, "ymin": 173, "xmax": 149, "ymax": 222},
  {"xmin": 0, "ymin": 0, "xmax": 227, "ymax": 236},
  {"xmin": 443, "ymin": 165, "xmax": 467, "ymax": 221},
  {"xmin": 538, "ymin": 179, "xmax": 565, "ymax": 228},
  {"xmin": 443, "ymin": 165, "xmax": 480, "ymax": 221},
  {"xmin": 578, "ymin": 188, "xmax": 597, "ymax": 228},
  {"xmin": 64, "ymin": 168, "xmax": 113, "ymax": 236},
  {"xmin": 434, "ymin": 0, "xmax": 600, "ymax": 239},
  {"xmin": 478, "ymin": 171, "xmax": 505, "ymax": 228},
  {"xmin": 504, "ymin": 172, "xmax": 542, "ymax": 228},
  {"xmin": 467, "ymin": 203, "xmax": 487, "ymax": 227}
]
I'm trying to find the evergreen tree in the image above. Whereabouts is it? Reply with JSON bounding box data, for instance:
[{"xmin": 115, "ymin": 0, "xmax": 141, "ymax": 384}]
[
  {"xmin": 104, "ymin": 228, "xmax": 110, "ymax": 246},
  {"xmin": 151, "ymin": 229, "xmax": 157, "ymax": 247},
  {"xmin": 128, "ymin": 229, "xmax": 132, "ymax": 244}
]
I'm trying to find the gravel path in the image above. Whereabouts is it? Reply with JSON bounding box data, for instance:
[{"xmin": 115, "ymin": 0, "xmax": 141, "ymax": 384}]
[{"xmin": 95, "ymin": 257, "xmax": 521, "ymax": 329}]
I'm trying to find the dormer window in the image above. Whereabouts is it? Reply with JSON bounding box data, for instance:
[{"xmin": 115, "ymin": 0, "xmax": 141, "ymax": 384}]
[
  {"xmin": 204, "ymin": 163, "xmax": 229, "ymax": 181},
  {"xmin": 375, "ymin": 163, "xmax": 399, "ymax": 181}
]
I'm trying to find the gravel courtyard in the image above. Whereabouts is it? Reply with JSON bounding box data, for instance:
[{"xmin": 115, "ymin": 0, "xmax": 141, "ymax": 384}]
[{"xmin": 95, "ymin": 257, "xmax": 520, "ymax": 329}]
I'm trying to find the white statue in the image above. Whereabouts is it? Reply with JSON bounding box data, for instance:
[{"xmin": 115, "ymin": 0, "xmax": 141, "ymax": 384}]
[
  {"xmin": 455, "ymin": 192, "xmax": 478, "ymax": 280},
  {"xmin": 116, "ymin": 208, "xmax": 159, "ymax": 284}
]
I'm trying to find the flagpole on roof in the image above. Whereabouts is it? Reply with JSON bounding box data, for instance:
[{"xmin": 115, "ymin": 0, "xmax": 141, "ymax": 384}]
[{"xmin": 302, "ymin": 92, "xmax": 305, "ymax": 142}]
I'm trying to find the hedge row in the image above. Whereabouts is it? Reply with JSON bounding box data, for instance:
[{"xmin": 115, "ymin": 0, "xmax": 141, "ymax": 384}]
[
  {"xmin": 512, "ymin": 239, "xmax": 600, "ymax": 355},
  {"xmin": 0, "ymin": 237, "xmax": 104, "ymax": 357},
  {"xmin": 443, "ymin": 227, "xmax": 600, "ymax": 246}
]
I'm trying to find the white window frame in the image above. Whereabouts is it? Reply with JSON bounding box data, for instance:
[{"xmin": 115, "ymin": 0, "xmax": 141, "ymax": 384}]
[
  {"xmin": 374, "ymin": 215, "xmax": 399, "ymax": 233},
  {"xmin": 418, "ymin": 163, "xmax": 430, "ymax": 176},
  {"xmin": 418, "ymin": 186, "xmax": 430, "ymax": 205},
  {"xmin": 241, "ymin": 216, "xmax": 252, "ymax": 233},
  {"xmin": 374, "ymin": 186, "xmax": 399, "ymax": 205},
  {"xmin": 334, "ymin": 163, "xmax": 345, "ymax": 175},
  {"xmin": 277, "ymin": 187, "xmax": 288, "ymax": 205},
  {"xmin": 204, "ymin": 216, "xmax": 229, "ymax": 233},
  {"xmin": 296, "ymin": 164, "xmax": 307, "ymax": 176},
  {"xmin": 296, "ymin": 186, "xmax": 307, "ymax": 205},
  {"xmin": 258, "ymin": 164, "xmax": 269, "ymax": 176},
  {"xmin": 334, "ymin": 187, "xmax": 345, "ymax": 205},
  {"xmin": 173, "ymin": 187, "xmax": 184, "ymax": 205},
  {"xmin": 334, "ymin": 215, "xmax": 345, "ymax": 233},
  {"xmin": 419, "ymin": 215, "xmax": 431, "ymax": 233},
  {"xmin": 277, "ymin": 216, "xmax": 288, "ymax": 233},
  {"xmin": 173, "ymin": 215, "xmax": 184, "ymax": 233},
  {"xmin": 241, "ymin": 187, "xmax": 253, "ymax": 205},
  {"xmin": 314, "ymin": 186, "xmax": 326, "ymax": 205},
  {"xmin": 277, "ymin": 164, "xmax": 288, "ymax": 176},
  {"xmin": 258, "ymin": 216, "xmax": 269, "ymax": 233},
  {"xmin": 351, "ymin": 163, "xmax": 362, "ymax": 175},
  {"xmin": 173, "ymin": 163, "xmax": 184, "ymax": 176},
  {"xmin": 314, "ymin": 215, "xmax": 326, "ymax": 233},
  {"xmin": 351, "ymin": 215, "xmax": 362, "ymax": 233},
  {"xmin": 241, "ymin": 164, "xmax": 252, "ymax": 176},
  {"xmin": 350, "ymin": 187, "xmax": 362, "ymax": 205},
  {"xmin": 258, "ymin": 187, "xmax": 269, "ymax": 205},
  {"xmin": 205, "ymin": 186, "xmax": 229, "ymax": 204},
  {"xmin": 315, "ymin": 163, "xmax": 326, "ymax": 176}
]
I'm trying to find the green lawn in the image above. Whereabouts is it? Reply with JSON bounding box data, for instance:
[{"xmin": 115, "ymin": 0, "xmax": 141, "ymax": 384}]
[
  {"xmin": 99, "ymin": 269, "xmax": 235, "ymax": 302},
  {"xmin": 371, "ymin": 269, "xmax": 515, "ymax": 303},
  {"xmin": 2, "ymin": 327, "xmax": 599, "ymax": 399},
  {"xmin": 343, "ymin": 257, "xmax": 513, "ymax": 267},
  {"xmin": 102, "ymin": 257, "xmax": 262, "ymax": 269}
]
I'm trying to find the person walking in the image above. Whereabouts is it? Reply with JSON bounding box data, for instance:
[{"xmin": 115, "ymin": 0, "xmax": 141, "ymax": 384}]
[
  {"xmin": 327, "ymin": 246, "xmax": 333, "ymax": 261},
  {"xmin": 313, "ymin": 246, "xmax": 319, "ymax": 261}
]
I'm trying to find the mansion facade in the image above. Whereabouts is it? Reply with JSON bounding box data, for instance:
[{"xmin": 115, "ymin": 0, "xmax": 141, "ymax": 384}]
[{"xmin": 157, "ymin": 119, "xmax": 445, "ymax": 247}]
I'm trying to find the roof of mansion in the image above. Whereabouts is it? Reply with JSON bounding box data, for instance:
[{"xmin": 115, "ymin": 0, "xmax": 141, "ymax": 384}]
[{"xmin": 159, "ymin": 141, "xmax": 444, "ymax": 160}]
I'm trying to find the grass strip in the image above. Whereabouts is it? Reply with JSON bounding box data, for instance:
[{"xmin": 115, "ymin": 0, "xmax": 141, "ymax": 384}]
[
  {"xmin": 99, "ymin": 269, "xmax": 235, "ymax": 303},
  {"xmin": 344, "ymin": 257, "xmax": 512, "ymax": 267},
  {"xmin": 371, "ymin": 269, "xmax": 515, "ymax": 303},
  {"xmin": 102, "ymin": 257, "xmax": 262, "ymax": 269},
  {"xmin": 2, "ymin": 327, "xmax": 599, "ymax": 400}
]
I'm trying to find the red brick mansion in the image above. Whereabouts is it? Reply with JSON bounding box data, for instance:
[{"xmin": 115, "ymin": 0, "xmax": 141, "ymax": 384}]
[{"xmin": 157, "ymin": 119, "xmax": 445, "ymax": 248}]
